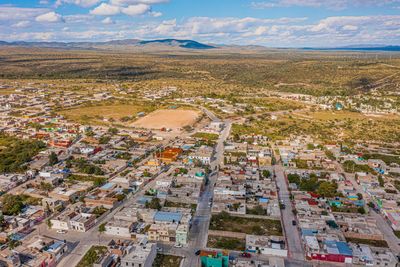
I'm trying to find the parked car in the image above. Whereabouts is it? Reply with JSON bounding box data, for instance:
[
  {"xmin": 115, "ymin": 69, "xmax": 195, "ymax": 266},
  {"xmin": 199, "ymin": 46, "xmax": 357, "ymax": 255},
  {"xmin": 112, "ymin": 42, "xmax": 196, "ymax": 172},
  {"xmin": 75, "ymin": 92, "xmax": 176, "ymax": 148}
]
[
  {"xmin": 174, "ymin": 243, "xmax": 183, "ymax": 248},
  {"xmin": 57, "ymin": 229, "xmax": 67, "ymax": 234},
  {"xmin": 292, "ymin": 220, "xmax": 297, "ymax": 226},
  {"xmin": 240, "ymin": 252, "xmax": 251, "ymax": 258},
  {"xmin": 195, "ymin": 250, "xmax": 201, "ymax": 256}
]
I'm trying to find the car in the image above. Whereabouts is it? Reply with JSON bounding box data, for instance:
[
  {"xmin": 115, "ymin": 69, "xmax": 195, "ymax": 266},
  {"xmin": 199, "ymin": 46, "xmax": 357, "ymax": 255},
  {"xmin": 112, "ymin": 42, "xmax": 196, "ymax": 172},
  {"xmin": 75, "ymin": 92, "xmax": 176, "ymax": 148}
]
[
  {"xmin": 240, "ymin": 252, "xmax": 251, "ymax": 258},
  {"xmin": 156, "ymin": 247, "xmax": 163, "ymax": 252},
  {"xmin": 174, "ymin": 243, "xmax": 183, "ymax": 248},
  {"xmin": 56, "ymin": 229, "xmax": 67, "ymax": 234},
  {"xmin": 292, "ymin": 220, "xmax": 297, "ymax": 226},
  {"xmin": 195, "ymin": 250, "xmax": 201, "ymax": 256}
]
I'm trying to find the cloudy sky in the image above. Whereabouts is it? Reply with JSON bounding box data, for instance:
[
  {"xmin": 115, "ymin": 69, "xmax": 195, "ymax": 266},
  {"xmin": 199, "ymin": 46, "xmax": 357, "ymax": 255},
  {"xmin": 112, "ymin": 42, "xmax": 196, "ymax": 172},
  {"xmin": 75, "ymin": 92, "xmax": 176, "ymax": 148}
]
[{"xmin": 0, "ymin": 0, "xmax": 400, "ymax": 47}]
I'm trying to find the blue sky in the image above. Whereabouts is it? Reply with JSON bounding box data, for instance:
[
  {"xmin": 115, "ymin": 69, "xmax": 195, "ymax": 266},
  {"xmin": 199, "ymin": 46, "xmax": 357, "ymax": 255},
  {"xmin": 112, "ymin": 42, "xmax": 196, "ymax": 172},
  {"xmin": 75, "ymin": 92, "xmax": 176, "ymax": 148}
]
[{"xmin": 0, "ymin": 0, "xmax": 399, "ymax": 47}]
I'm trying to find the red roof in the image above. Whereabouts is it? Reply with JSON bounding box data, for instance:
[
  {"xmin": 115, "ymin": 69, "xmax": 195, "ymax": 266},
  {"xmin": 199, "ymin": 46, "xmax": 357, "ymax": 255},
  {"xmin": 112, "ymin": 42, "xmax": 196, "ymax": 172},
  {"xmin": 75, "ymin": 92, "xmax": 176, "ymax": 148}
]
[{"xmin": 307, "ymin": 199, "xmax": 318, "ymax": 205}]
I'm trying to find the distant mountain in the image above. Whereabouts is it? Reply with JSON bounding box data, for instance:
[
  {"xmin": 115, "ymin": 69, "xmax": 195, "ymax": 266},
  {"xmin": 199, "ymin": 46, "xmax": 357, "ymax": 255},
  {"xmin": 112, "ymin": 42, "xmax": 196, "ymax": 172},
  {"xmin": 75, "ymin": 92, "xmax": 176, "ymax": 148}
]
[
  {"xmin": 0, "ymin": 38, "xmax": 216, "ymax": 50},
  {"xmin": 139, "ymin": 39, "xmax": 215, "ymax": 49},
  {"xmin": 302, "ymin": 45, "xmax": 400, "ymax": 52}
]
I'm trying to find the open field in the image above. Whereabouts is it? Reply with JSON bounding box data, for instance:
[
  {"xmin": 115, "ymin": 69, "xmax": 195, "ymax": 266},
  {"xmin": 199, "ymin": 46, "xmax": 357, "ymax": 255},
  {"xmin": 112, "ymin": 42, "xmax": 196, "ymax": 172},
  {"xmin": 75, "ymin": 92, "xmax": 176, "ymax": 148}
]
[
  {"xmin": 153, "ymin": 254, "xmax": 182, "ymax": 267},
  {"xmin": 207, "ymin": 235, "xmax": 246, "ymax": 251},
  {"xmin": 233, "ymin": 110, "xmax": 400, "ymax": 143},
  {"xmin": 1, "ymin": 47, "xmax": 400, "ymax": 96},
  {"xmin": 132, "ymin": 109, "xmax": 200, "ymax": 130},
  {"xmin": 59, "ymin": 103, "xmax": 157, "ymax": 125},
  {"xmin": 209, "ymin": 212, "xmax": 283, "ymax": 236}
]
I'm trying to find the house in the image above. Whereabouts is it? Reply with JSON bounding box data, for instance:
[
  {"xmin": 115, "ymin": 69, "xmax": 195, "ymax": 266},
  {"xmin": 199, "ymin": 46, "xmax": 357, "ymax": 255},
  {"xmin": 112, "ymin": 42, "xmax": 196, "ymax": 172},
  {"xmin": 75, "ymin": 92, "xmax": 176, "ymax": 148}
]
[
  {"xmin": 105, "ymin": 219, "xmax": 134, "ymax": 239},
  {"xmin": 200, "ymin": 251, "xmax": 229, "ymax": 267},
  {"xmin": 245, "ymin": 235, "xmax": 287, "ymax": 257},
  {"xmin": 156, "ymin": 147, "xmax": 183, "ymax": 163},
  {"xmin": 176, "ymin": 224, "xmax": 189, "ymax": 245},
  {"xmin": 189, "ymin": 146, "xmax": 213, "ymax": 165},
  {"xmin": 69, "ymin": 212, "xmax": 96, "ymax": 232},
  {"xmin": 120, "ymin": 243, "xmax": 157, "ymax": 267}
]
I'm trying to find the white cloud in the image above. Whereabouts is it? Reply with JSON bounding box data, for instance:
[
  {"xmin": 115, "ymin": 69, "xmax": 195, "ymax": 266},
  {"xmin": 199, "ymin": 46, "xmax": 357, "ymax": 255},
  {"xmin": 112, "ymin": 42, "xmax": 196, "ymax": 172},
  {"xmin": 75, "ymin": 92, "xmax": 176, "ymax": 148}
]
[
  {"xmin": 90, "ymin": 3, "xmax": 120, "ymax": 15},
  {"xmin": 102, "ymin": 17, "xmax": 114, "ymax": 24},
  {"xmin": 12, "ymin": 20, "xmax": 31, "ymax": 28},
  {"xmin": 342, "ymin": 25, "xmax": 358, "ymax": 31},
  {"xmin": 35, "ymin": 11, "xmax": 63, "ymax": 22},
  {"xmin": 55, "ymin": 0, "xmax": 101, "ymax": 8},
  {"xmin": 252, "ymin": 0, "xmax": 400, "ymax": 10},
  {"xmin": 110, "ymin": 0, "xmax": 168, "ymax": 5},
  {"xmin": 121, "ymin": 4, "xmax": 150, "ymax": 16},
  {"xmin": 149, "ymin": 11, "xmax": 162, "ymax": 17},
  {"xmin": 0, "ymin": 6, "xmax": 49, "ymax": 21}
]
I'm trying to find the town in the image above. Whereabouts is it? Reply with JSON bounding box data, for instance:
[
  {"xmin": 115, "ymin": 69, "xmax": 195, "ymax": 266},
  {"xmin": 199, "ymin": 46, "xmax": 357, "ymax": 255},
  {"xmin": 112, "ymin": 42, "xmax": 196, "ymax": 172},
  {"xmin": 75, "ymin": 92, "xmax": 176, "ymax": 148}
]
[{"xmin": 0, "ymin": 79, "xmax": 399, "ymax": 267}]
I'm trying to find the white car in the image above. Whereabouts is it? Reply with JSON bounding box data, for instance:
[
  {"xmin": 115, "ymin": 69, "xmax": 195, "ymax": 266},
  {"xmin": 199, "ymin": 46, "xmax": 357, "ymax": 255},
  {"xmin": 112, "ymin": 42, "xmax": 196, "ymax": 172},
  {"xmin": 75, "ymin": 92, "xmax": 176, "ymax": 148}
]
[
  {"xmin": 174, "ymin": 243, "xmax": 183, "ymax": 248},
  {"xmin": 57, "ymin": 229, "xmax": 67, "ymax": 234}
]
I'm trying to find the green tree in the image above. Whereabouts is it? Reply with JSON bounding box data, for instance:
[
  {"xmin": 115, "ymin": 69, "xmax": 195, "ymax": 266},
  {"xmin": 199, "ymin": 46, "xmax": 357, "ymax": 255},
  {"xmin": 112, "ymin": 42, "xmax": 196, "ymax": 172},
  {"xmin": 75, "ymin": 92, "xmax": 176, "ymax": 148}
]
[
  {"xmin": 317, "ymin": 181, "xmax": 338, "ymax": 198},
  {"xmin": 378, "ymin": 175, "xmax": 384, "ymax": 187},
  {"xmin": 108, "ymin": 127, "xmax": 118, "ymax": 135},
  {"xmin": 358, "ymin": 207, "xmax": 366, "ymax": 214},
  {"xmin": 46, "ymin": 219, "xmax": 53, "ymax": 229},
  {"xmin": 1, "ymin": 194, "xmax": 24, "ymax": 215},
  {"xmin": 98, "ymin": 223, "xmax": 106, "ymax": 244},
  {"xmin": 48, "ymin": 152, "xmax": 58, "ymax": 166},
  {"xmin": 300, "ymin": 177, "xmax": 319, "ymax": 192},
  {"xmin": 145, "ymin": 198, "xmax": 162, "ymax": 210},
  {"xmin": 262, "ymin": 170, "xmax": 271, "ymax": 178},
  {"xmin": 287, "ymin": 174, "xmax": 301, "ymax": 185}
]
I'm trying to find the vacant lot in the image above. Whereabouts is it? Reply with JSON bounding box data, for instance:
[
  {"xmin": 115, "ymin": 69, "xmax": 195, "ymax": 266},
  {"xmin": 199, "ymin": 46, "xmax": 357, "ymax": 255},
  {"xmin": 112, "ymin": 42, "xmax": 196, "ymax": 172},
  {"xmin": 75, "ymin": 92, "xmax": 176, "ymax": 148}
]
[
  {"xmin": 209, "ymin": 212, "xmax": 283, "ymax": 236},
  {"xmin": 76, "ymin": 246, "xmax": 107, "ymax": 267},
  {"xmin": 60, "ymin": 103, "xmax": 156, "ymax": 125},
  {"xmin": 132, "ymin": 109, "xmax": 200, "ymax": 130},
  {"xmin": 153, "ymin": 254, "xmax": 182, "ymax": 267},
  {"xmin": 346, "ymin": 237, "xmax": 388, "ymax": 248},
  {"xmin": 207, "ymin": 235, "xmax": 246, "ymax": 251}
]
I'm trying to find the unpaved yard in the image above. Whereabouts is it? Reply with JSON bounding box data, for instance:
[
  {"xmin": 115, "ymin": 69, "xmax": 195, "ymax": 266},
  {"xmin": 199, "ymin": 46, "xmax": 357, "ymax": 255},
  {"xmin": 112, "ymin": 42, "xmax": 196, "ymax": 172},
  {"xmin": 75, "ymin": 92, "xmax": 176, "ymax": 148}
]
[{"xmin": 132, "ymin": 109, "xmax": 199, "ymax": 130}]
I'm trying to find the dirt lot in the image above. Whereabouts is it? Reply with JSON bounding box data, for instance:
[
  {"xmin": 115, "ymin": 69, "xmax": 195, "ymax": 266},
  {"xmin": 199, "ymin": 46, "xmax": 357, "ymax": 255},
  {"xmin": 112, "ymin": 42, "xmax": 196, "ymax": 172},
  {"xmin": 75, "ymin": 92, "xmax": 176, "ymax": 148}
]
[
  {"xmin": 132, "ymin": 109, "xmax": 200, "ymax": 131},
  {"xmin": 59, "ymin": 104, "xmax": 155, "ymax": 125}
]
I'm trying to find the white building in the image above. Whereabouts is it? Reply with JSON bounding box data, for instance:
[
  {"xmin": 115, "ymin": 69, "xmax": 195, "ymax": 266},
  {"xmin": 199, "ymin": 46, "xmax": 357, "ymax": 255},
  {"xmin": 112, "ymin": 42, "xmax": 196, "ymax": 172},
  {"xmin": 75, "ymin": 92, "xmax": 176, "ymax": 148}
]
[
  {"xmin": 120, "ymin": 243, "xmax": 157, "ymax": 267},
  {"xmin": 105, "ymin": 219, "xmax": 133, "ymax": 239}
]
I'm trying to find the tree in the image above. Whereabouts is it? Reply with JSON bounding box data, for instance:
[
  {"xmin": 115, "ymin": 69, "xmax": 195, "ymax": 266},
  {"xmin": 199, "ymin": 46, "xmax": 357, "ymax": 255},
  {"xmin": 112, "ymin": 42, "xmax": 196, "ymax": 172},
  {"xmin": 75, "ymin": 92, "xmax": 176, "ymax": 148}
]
[
  {"xmin": 8, "ymin": 239, "xmax": 21, "ymax": 250},
  {"xmin": 48, "ymin": 152, "xmax": 58, "ymax": 166},
  {"xmin": 145, "ymin": 198, "xmax": 162, "ymax": 210},
  {"xmin": 287, "ymin": 174, "xmax": 300, "ymax": 185},
  {"xmin": 357, "ymin": 193, "xmax": 363, "ymax": 200},
  {"xmin": 40, "ymin": 182, "xmax": 53, "ymax": 192},
  {"xmin": 358, "ymin": 207, "xmax": 366, "ymax": 214},
  {"xmin": 378, "ymin": 175, "xmax": 384, "ymax": 187},
  {"xmin": 46, "ymin": 219, "xmax": 53, "ymax": 229},
  {"xmin": 1, "ymin": 194, "xmax": 24, "ymax": 215},
  {"xmin": 262, "ymin": 170, "xmax": 271, "ymax": 178},
  {"xmin": 108, "ymin": 127, "xmax": 118, "ymax": 135},
  {"xmin": 232, "ymin": 203, "xmax": 240, "ymax": 211},
  {"xmin": 98, "ymin": 223, "xmax": 106, "ymax": 244},
  {"xmin": 300, "ymin": 177, "xmax": 319, "ymax": 192},
  {"xmin": 317, "ymin": 181, "xmax": 338, "ymax": 198}
]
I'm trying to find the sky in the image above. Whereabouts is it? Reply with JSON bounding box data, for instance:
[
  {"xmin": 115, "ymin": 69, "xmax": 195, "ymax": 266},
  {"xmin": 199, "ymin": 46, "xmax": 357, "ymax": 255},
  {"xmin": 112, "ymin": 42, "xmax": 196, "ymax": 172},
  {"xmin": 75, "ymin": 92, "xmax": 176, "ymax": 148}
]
[{"xmin": 0, "ymin": 0, "xmax": 400, "ymax": 47}]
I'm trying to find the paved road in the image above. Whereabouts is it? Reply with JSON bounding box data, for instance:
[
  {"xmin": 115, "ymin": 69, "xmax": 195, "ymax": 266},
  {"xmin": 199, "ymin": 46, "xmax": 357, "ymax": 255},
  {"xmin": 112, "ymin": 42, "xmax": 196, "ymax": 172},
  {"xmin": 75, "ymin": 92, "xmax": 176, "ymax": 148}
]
[
  {"xmin": 274, "ymin": 165, "xmax": 305, "ymax": 260},
  {"xmin": 183, "ymin": 120, "xmax": 232, "ymax": 267},
  {"xmin": 344, "ymin": 171, "xmax": 400, "ymax": 255}
]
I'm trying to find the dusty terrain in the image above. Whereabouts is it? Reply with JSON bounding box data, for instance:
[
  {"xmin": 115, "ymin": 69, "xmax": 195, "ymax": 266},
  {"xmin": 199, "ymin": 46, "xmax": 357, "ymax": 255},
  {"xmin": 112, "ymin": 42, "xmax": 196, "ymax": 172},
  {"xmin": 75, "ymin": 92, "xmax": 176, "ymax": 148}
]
[{"xmin": 132, "ymin": 109, "xmax": 200, "ymax": 130}]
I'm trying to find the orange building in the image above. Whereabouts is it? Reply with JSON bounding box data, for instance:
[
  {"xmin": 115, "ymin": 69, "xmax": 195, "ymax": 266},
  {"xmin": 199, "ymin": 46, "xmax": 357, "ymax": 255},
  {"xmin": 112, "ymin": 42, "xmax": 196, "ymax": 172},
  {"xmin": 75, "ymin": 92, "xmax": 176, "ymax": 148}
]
[{"xmin": 156, "ymin": 147, "xmax": 183, "ymax": 163}]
